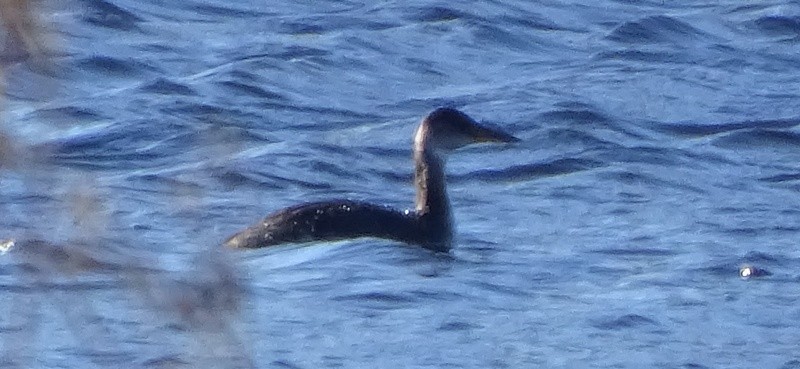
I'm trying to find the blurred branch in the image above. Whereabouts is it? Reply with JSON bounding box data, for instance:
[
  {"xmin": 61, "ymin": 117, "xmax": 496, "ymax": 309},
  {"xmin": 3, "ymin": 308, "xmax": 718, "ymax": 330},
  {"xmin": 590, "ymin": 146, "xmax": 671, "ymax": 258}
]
[
  {"xmin": 1, "ymin": 3, "xmax": 254, "ymax": 366},
  {"xmin": 1, "ymin": 0, "xmax": 55, "ymax": 111},
  {"xmin": 1, "ymin": 181, "xmax": 253, "ymax": 367},
  {"xmin": 0, "ymin": 0, "xmax": 48, "ymax": 63}
]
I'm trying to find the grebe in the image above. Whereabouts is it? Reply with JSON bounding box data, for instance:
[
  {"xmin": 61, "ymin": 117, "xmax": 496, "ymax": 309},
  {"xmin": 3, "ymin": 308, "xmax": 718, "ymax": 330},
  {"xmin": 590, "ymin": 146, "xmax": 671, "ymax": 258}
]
[{"xmin": 223, "ymin": 107, "xmax": 518, "ymax": 252}]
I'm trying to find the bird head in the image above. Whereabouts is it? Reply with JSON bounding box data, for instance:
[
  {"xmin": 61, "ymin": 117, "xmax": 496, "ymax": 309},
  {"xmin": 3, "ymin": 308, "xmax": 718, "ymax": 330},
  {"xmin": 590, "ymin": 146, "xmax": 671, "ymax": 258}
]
[{"xmin": 415, "ymin": 107, "xmax": 519, "ymax": 153}]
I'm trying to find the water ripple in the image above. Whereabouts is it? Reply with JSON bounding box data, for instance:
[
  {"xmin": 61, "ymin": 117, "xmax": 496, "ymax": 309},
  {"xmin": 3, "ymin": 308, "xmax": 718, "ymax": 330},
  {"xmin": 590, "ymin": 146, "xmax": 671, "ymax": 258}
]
[
  {"xmin": 543, "ymin": 128, "xmax": 618, "ymax": 149},
  {"xmin": 712, "ymin": 129, "xmax": 800, "ymax": 149},
  {"xmin": 458, "ymin": 158, "xmax": 604, "ymax": 182},
  {"xmin": 186, "ymin": 2, "xmax": 271, "ymax": 18},
  {"xmin": 331, "ymin": 291, "xmax": 418, "ymax": 309},
  {"xmin": 594, "ymin": 49, "xmax": 692, "ymax": 64},
  {"xmin": 80, "ymin": 0, "xmax": 143, "ymax": 31},
  {"xmin": 607, "ymin": 15, "xmax": 707, "ymax": 44},
  {"xmin": 589, "ymin": 247, "xmax": 679, "ymax": 257},
  {"xmin": 598, "ymin": 146, "xmax": 695, "ymax": 167},
  {"xmin": 29, "ymin": 106, "xmax": 107, "ymax": 126},
  {"xmin": 438, "ymin": 321, "xmax": 479, "ymax": 332},
  {"xmin": 407, "ymin": 6, "xmax": 466, "ymax": 23},
  {"xmin": 597, "ymin": 170, "xmax": 705, "ymax": 193},
  {"xmin": 760, "ymin": 173, "xmax": 800, "ymax": 183},
  {"xmin": 751, "ymin": 16, "xmax": 800, "ymax": 37},
  {"xmin": 590, "ymin": 314, "xmax": 659, "ymax": 330},
  {"xmin": 280, "ymin": 16, "xmax": 398, "ymax": 35},
  {"xmin": 139, "ymin": 78, "xmax": 196, "ymax": 96},
  {"xmin": 539, "ymin": 108, "xmax": 610, "ymax": 123},
  {"xmin": 77, "ymin": 55, "xmax": 159, "ymax": 77},
  {"xmin": 217, "ymin": 80, "xmax": 287, "ymax": 101},
  {"xmin": 655, "ymin": 118, "xmax": 800, "ymax": 138}
]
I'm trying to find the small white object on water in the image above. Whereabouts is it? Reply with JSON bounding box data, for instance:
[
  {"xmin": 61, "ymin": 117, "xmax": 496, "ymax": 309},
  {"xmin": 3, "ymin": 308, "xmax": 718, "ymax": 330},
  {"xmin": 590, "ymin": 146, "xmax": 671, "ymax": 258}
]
[
  {"xmin": 739, "ymin": 265, "xmax": 753, "ymax": 279},
  {"xmin": 0, "ymin": 239, "xmax": 14, "ymax": 254},
  {"xmin": 739, "ymin": 264, "xmax": 771, "ymax": 279}
]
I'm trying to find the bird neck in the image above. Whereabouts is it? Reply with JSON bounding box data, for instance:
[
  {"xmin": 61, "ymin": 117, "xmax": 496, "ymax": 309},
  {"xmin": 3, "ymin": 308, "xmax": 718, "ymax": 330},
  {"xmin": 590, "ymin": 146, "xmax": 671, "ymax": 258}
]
[
  {"xmin": 411, "ymin": 122, "xmax": 454, "ymax": 251},
  {"xmin": 414, "ymin": 147, "xmax": 451, "ymax": 222}
]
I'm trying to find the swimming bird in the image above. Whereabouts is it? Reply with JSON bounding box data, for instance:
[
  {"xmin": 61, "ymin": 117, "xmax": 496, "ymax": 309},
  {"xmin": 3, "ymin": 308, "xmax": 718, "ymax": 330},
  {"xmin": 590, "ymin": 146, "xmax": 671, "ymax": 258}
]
[{"xmin": 223, "ymin": 107, "xmax": 518, "ymax": 252}]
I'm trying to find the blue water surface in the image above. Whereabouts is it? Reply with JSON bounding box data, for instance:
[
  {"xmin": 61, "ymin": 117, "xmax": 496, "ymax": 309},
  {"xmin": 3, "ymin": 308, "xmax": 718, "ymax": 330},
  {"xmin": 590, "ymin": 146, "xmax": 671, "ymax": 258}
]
[{"xmin": 2, "ymin": 0, "xmax": 800, "ymax": 368}]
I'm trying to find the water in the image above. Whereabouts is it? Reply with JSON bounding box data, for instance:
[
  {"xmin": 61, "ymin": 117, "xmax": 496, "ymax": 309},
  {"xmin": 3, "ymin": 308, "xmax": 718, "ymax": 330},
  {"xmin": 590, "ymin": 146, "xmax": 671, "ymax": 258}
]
[{"xmin": 2, "ymin": 0, "xmax": 800, "ymax": 368}]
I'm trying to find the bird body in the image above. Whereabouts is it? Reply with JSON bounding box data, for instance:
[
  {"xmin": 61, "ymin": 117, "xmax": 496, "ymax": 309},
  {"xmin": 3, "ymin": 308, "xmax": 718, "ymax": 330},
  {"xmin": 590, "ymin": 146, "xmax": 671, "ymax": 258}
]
[{"xmin": 223, "ymin": 107, "xmax": 518, "ymax": 252}]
